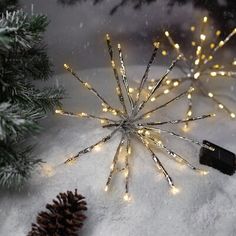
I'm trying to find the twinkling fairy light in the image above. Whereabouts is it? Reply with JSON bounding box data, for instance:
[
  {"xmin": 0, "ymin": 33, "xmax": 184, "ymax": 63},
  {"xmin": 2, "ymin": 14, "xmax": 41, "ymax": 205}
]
[
  {"xmin": 55, "ymin": 34, "xmax": 215, "ymax": 201},
  {"xmin": 149, "ymin": 16, "xmax": 236, "ymax": 127}
]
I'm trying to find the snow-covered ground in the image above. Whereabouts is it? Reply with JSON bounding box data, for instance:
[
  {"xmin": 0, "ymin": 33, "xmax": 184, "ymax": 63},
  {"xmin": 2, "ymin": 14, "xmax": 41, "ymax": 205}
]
[{"xmin": 0, "ymin": 66, "xmax": 236, "ymax": 236}]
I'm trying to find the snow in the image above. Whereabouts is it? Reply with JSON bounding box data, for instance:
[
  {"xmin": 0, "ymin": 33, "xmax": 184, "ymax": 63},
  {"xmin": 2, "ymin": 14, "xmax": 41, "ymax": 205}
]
[{"xmin": 0, "ymin": 66, "xmax": 236, "ymax": 236}]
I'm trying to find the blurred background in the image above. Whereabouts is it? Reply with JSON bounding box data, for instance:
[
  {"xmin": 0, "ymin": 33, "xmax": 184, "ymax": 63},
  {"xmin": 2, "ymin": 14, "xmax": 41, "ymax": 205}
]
[{"xmin": 15, "ymin": 0, "xmax": 236, "ymax": 74}]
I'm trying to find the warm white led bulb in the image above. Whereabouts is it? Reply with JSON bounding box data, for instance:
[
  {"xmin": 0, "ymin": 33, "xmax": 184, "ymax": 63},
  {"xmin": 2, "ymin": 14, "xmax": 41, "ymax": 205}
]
[
  {"xmin": 128, "ymin": 147, "xmax": 132, "ymax": 155},
  {"xmin": 165, "ymin": 31, "xmax": 169, "ymax": 37},
  {"xmin": 200, "ymin": 34, "xmax": 206, "ymax": 41},
  {"xmin": 171, "ymin": 186, "xmax": 180, "ymax": 195},
  {"xmin": 153, "ymin": 42, "xmax": 160, "ymax": 48},
  {"xmin": 94, "ymin": 145, "xmax": 101, "ymax": 151},
  {"xmin": 166, "ymin": 80, "xmax": 171, "ymax": 85},
  {"xmin": 230, "ymin": 113, "xmax": 236, "ymax": 119},
  {"xmin": 210, "ymin": 71, "xmax": 217, "ymax": 77},
  {"xmin": 124, "ymin": 170, "xmax": 129, "ymax": 177},
  {"xmin": 162, "ymin": 50, "xmax": 167, "ymax": 56},
  {"xmin": 55, "ymin": 109, "xmax": 63, "ymax": 114},
  {"xmin": 174, "ymin": 44, "xmax": 180, "ymax": 49},
  {"xmin": 208, "ymin": 92, "xmax": 214, "ymax": 98},
  {"xmin": 123, "ymin": 193, "xmax": 130, "ymax": 201},
  {"xmin": 194, "ymin": 72, "xmax": 200, "ymax": 79},
  {"xmin": 104, "ymin": 185, "xmax": 108, "ymax": 192},
  {"xmin": 106, "ymin": 33, "xmax": 110, "ymax": 40},
  {"xmin": 200, "ymin": 170, "xmax": 209, "ymax": 176},
  {"xmin": 219, "ymin": 41, "xmax": 224, "ymax": 47},
  {"xmin": 173, "ymin": 81, "xmax": 179, "ymax": 87},
  {"xmin": 128, "ymin": 88, "xmax": 134, "ymax": 93},
  {"xmin": 164, "ymin": 89, "xmax": 170, "ymax": 94},
  {"xmin": 80, "ymin": 112, "xmax": 88, "ymax": 117},
  {"xmin": 64, "ymin": 63, "xmax": 69, "ymax": 70},
  {"xmin": 194, "ymin": 59, "xmax": 200, "ymax": 65},
  {"xmin": 145, "ymin": 131, "xmax": 150, "ymax": 136},
  {"xmin": 100, "ymin": 119, "xmax": 106, "ymax": 124},
  {"xmin": 112, "ymin": 110, "xmax": 117, "ymax": 116},
  {"xmin": 148, "ymin": 85, "xmax": 153, "ymax": 90}
]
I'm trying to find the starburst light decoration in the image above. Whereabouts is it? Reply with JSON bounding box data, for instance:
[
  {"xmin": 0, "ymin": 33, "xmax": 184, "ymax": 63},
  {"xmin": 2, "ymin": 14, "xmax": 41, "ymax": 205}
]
[
  {"xmin": 148, "ymin": 16, "xmax": 236, "ymax": 128},
  {"xmin": 55, "ymin": 34, "xmax": 215, "ymax": 201}
]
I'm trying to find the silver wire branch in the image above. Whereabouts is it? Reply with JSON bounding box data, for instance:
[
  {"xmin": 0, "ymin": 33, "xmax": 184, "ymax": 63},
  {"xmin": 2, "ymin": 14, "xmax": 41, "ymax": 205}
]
[
  {"xmin": 124, "ymin": 134, "xmax": 131, "ymax": 198},
  {"xmin": 106, "ymin": 34, "xmax": 128, "ymax": 115},
  {"xmin": 134, "ymin": 88, "xmax": 190, "ymax": 122},
  {"xmin": 203, "ymin": 28, "xmax": 236, "ymax": 67},
  {"xmin": 105, "ymin": 133, "xmax": 126, "ymax": 190},
  {"xmin": 55, "ymin": 110, "xmax": 117, "ymax": 123},
  {"xmin": 135, "ymin": 42, "xmax": 159, "ymax": 106},
  {"xmin": 185, "ymin": 86, "xmax": 194, "ymax": 127},
  {"xmin": 63, "ymin": 127, "xmax": 120, "ymax": 164},
  {"xmin": 118, "ymin": 43, "xmax": 135, "ymax": 110},
  {"xmin": 194, "ymin": 16, "xmax": 208, "ymax": 70},
  {"xmin": 136, "ymin": 55, "xmax": 182, "ymax": 114},
  {"xmin": 136, "ymin": 133, "xmax": 175, "ymax": 188},
  {"xmin": 198, "ymin": 82, "xmax": 235, "ymax": 117},
  {"xmin": 140, "ymin": 132, "xmax": 203, "ymax": 172},
  {"xmin": 164, "ymin": 30, "xmax": 192, "ymax": 70},
  {"xmin": 140, "ymin": 114, "xmax": 213, "ymax": 126},
  {"xmin": 64, "ymin": 64, "xmax": 124, "ymax": 118},
  {"xmin": 204, "ymin": 71, "xmax": 236, "ymax": 78},
  {"xmin": 141, "ymin": 126, "xmax": 215, "ymax": 151}
]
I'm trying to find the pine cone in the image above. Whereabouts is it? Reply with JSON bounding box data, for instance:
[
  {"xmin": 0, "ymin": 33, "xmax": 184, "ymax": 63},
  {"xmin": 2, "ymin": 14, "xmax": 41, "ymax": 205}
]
[{"xmin": 28, "ymin": 189, "xmax": 87, "ymax": 236}]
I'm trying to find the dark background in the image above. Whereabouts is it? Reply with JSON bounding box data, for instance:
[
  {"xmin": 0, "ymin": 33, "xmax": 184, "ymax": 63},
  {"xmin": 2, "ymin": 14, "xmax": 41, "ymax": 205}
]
[{"xmin": 19, "ymin": 0, "xmax": 236, "ymax": 74}]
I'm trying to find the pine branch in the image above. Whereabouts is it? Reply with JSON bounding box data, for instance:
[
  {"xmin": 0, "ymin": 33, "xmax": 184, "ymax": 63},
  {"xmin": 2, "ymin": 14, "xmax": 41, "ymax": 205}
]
[
  {"xmin": 0, "ymin": 142, "xmax": 41, "ymax": 188},
  {"xmin": 0, "ymin": 10, "xmax": 64, "ymax": 189},
  {"xmin": 21, "ymin": 46, "xmax": 53, "ymax": 81},
  {"xmin": 0, "ymin": 10, "xmax": 48, "ymax": 51},
  {"xmin": 30, "ymin": 87, "xmax": 65, "ymax": 112},
  {"xmin": 0, "ymin": 102, "xmax": 42, "ymax": 141},
  {"xmin": 0, "ymin": 0, "xmax": 18, "ymax": 14}
]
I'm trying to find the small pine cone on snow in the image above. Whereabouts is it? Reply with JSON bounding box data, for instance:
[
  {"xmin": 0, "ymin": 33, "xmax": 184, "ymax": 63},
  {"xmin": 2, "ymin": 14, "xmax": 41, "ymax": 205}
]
[{"xmin": 28, "ymin": 189, "xmax": 87, "ymax": 236}]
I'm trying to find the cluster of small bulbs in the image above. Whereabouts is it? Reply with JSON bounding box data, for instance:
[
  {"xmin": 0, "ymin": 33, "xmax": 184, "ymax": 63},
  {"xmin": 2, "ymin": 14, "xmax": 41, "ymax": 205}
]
[
  {"xmin": 52, "ymin": 32, "xmax": 216, "ymax": 202},
  {"xmin": 148, "ymin": 16, "xmax": 236, "ymax": 127}
]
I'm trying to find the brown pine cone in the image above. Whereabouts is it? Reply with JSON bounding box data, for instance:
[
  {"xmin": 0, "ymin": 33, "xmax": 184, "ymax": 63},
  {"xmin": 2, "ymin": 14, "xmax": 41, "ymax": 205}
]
[{"xmin": 28, "ymin": 189, "xmax": 87, "ymax": 236}]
